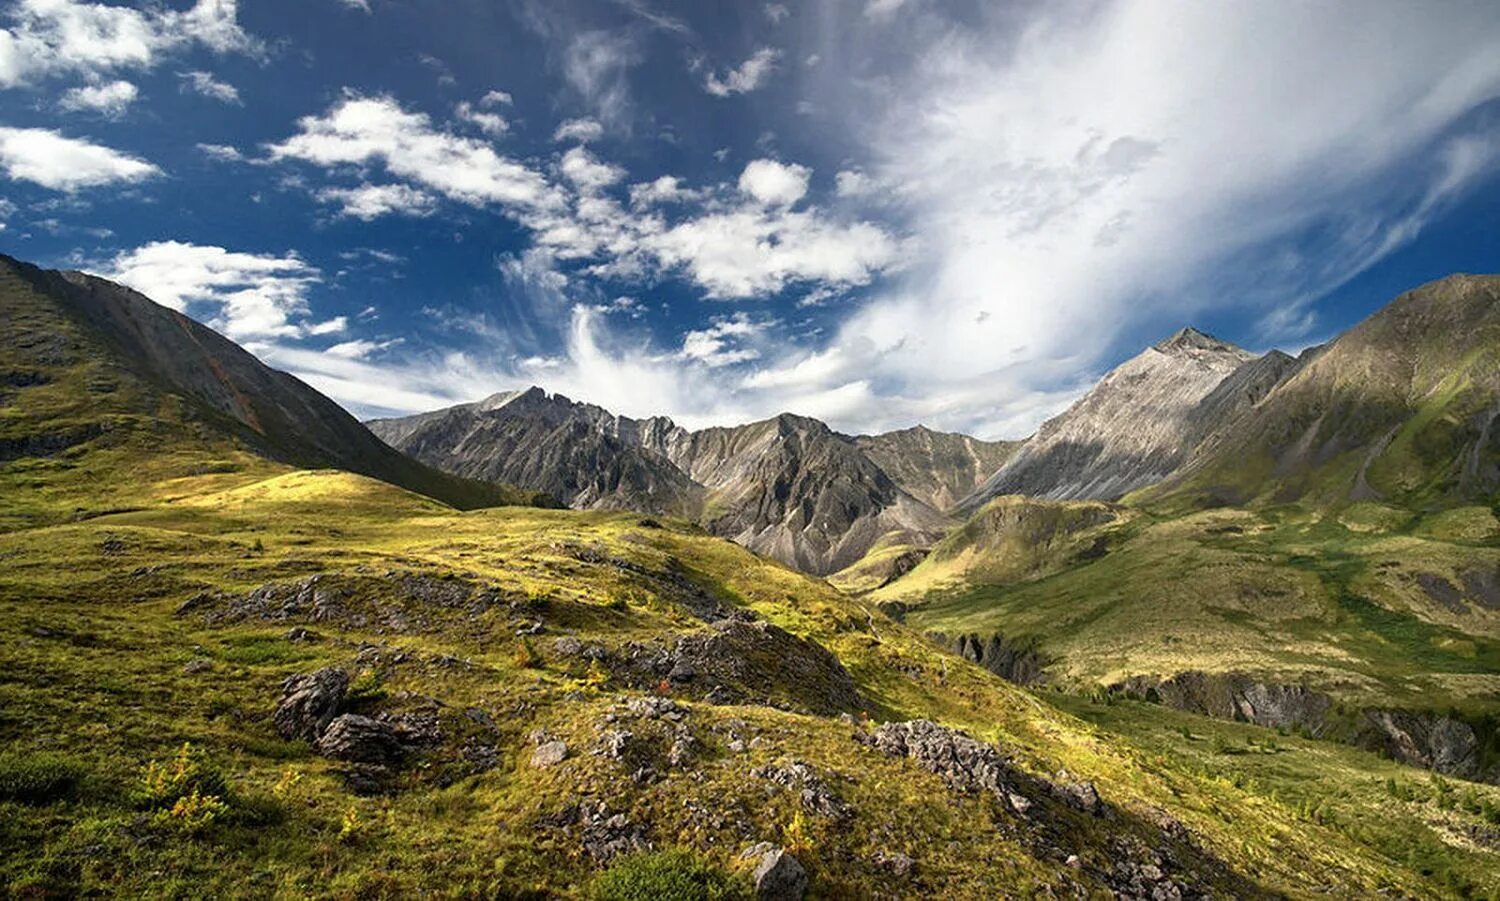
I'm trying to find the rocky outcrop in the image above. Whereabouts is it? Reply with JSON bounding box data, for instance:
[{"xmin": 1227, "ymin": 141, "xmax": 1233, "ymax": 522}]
[
  {"xmin": 1115, "ymin": 671, "xmax": 1496, "ymax": 781},
  {"xmin": 1113, "ymin": 671, "xmax": 1333, "ymax": 734},
  {"xmin": 1358, "ymin": 710, "xmax": 1481, "ymax": 780},
  {"xmin": 608, "ymin": 619, "xmax": 867, "ymax": 716},
  {"xmin": 274, "ymin": 667, "xmax": 349, "ymax": 742},
  {"xmin": 752, "ymin": 848, "xmax": 808, "ymax": 901},
  {"xmin": 934, "ymin": 631, "xmax": 1047, "ymax": 685}
]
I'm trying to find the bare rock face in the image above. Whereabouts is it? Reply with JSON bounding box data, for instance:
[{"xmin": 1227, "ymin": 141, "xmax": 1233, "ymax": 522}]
[
  {"xmin": 1115, "ymin": 671, "xmax": 1333, "ymax": 734},
  {"xmin": 1358, "ymin": 710, "xmax": 1481, "ymax": 780},
  {"xmin": 274, "ymin": 667, "xmax": 349, "ymax": 742},
  {"xmin": 960, "ymin": 328, "xmax": 1258, "ymax": 510},
  {"xmin": 853, "ymin": 425, "xmax": 1019, "ymax": 512}
]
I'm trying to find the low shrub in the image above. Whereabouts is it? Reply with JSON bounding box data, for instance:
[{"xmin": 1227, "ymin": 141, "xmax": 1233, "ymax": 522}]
[{"xmin": 589, "ymin": 849, "xmax": 747, "ymax": 901}]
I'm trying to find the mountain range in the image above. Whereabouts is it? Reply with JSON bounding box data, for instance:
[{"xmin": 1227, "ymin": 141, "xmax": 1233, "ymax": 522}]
[
  {"xmin": 5, "ymin": 251, "xmax": 1500, "ymax": 896},
  {"xmin": 368, "ymin": 390, "xmax": 1012, "ymax": 575}
]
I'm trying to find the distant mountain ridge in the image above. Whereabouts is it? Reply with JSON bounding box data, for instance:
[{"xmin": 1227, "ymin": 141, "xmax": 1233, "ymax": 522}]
[{"xmin": 369, "ymin": 392, "xmax": 1013, "ymax": 575}]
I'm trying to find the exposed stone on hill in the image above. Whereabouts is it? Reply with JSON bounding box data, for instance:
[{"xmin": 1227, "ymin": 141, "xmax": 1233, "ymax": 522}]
[
  {"xmin": 274, "ymin": 667, "xmax": 349, "ymax": 742},
  {"xmin": 1358, "ymin": 710, "xmax": 1480, "ymax": 780},
  {"xmin": 1113, "ymin": 671, "xmax": 1332, "ymax": 733},
  {"xmin": 752, "ymin": 848, "xmax": 808, "ymax": 901},
  {"xmin": 657, "ymin": 620, "xmax": 866, "ymax": 715},
  {"xmin": 532, "ymin": 739, "xmax": 569, "ymax": 768},
  {"xmin": 937, "ymin": 632, "xmax": 1047, "ymax": 685},
  {"xmin": 539, "ymin": 801, "xmax": 650, "ymax": 865},
  {"xmin": 859, "ymin": 720, "xmax": 1025, "ymax": 810},
  {"xmin": 318, "ymin": 714, "xmax": 406, "ymax": 764},
  {"xmin": 753, "ymin": 759, "xmax": 853, "ymax": 819}
]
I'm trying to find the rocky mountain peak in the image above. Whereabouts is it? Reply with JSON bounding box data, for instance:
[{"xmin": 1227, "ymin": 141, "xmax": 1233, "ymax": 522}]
[{"xmin": 1153, "ymin": 327, "xmax": 1240, "ymax": 356}]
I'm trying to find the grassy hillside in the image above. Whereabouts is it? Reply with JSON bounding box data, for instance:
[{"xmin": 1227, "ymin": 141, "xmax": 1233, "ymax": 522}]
[
  {"xmin": 0, "ymin": 255, "xmax": 549, "ymax": 526},
  {"xmin": 895, "ymin": 502, "xmax": 1500, "ymax": 741},
  {"xmin": 3, "ymin": 467, "xmax": 1498, "ymax": 896}
]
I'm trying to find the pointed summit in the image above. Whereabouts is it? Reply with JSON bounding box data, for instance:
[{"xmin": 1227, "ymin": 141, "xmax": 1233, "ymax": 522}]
[{"xmin": 1153, "ymin": 326, "xmax": 1239, "ymax": 355}]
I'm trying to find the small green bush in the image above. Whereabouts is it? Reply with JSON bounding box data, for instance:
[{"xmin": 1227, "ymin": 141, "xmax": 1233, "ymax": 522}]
[
  {"xmin": 589, "ymin": 849, "xmax": 747, "ymax": 901},
  {"xmin": 138, "ymin": 742, "xmax": 227, "ymax": 809},
  {"xmin": 0, "ymin": 751, "xmax": 85, "ymax": 804}
]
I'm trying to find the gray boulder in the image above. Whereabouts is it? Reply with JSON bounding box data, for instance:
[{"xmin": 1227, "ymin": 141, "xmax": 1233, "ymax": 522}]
[
  {"xmin": 753, "ymin": 848, "xmax": 808, "ymax": 900},
  {"xmin": 317, "ymin": 714, "xmax": 405, "ymax": 764},
  {"xmin": 274, "ymin": 667, "xmax": 349, "ymax": 742}
]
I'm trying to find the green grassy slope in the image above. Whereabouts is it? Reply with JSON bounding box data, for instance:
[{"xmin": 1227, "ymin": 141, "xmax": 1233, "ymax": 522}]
[{"xmin": 2, "ymin": 467, "xmax": 1495, "ymax": 896}]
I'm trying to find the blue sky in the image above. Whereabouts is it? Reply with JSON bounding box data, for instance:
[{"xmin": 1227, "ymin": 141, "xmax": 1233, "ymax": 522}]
[{"xmin": 1, "ymin": 0, "xmax": 1498, "ymax": 438}]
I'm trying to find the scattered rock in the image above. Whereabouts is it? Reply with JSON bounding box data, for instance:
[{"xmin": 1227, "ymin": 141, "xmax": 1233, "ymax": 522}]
[
  {"xmin": 753, "ymin": 760, "xmax": 852, "ymax": 819},
  {"xmin": 539, "ymin": 801, "xmax": 649, "ymax": 865},
  {"xmin": 317, "ymin": 714, "xmax": 405, "ymax": 765},
  {"xmin": 532, "ymin": 740, "xmax": 569, "ymax": 768},
  {"xmin": 752, "ymin": 848, "xmax": 807, "ymax": 900},
  {"xmin": 181, "ymin": 658, "xmax": 212, "ymax": 675},
  {"xmin": 1053, "ymin": 775, "xmax": 1103, "ymax": 816},
  {"xmin": 872, "ymin": 850, "xmax": 915, "ymax": 878},
  {"xmin": 858, "ymin": 720, "xmax": 1021, "ymax": 807},
  {"xmin": 274, "ymin": 667, "xmax": 349, "ymax": 742},
  {"xmin": 284, "ymin": 627, "xmax": 320, "ymax": 643},
  {"xmin": 1358, "ymin": 709, "xmax": 1481, "ymax": 779}
]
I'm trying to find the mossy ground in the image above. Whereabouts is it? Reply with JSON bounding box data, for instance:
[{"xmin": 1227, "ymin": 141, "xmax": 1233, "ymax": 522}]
[{"xmin": 1, "ymin": 464, "xmax": 1498, "ymax": 897}]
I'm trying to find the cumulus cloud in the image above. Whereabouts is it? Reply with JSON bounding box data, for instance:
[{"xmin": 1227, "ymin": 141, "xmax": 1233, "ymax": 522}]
[
  {"xmin": 738, "ymin": 159, "xmax": 809, "ymax": 206},
  {"xmin": 268, "ymin": 94, "xmax": 560, "ymax": 211},
  {"xmin": 0, "ymin": 0, "xmax": 258, "ymax": 89},
  {"xmin": 316, "ymin": 183, "xmax": 438, "ymax": 220},
  {"xmin": 455, "ymin": 100, "xmax": 507, "ymax": 137},
  {"xmin": 196, "ymin": 142, "xmax": 243, "ymax": 162},
  {"xmin": 704, "ymin": 47, "xmax": 779, "ymax": 97},
  {"xmin": 334, "ymin": 0, "xmax": 371, "ymax": 12},
  {"xmin": 0, "ymin": 126, "xmax": 158, "ymax": 191},
  {"xmin": 97, "ymin": 241, "xmax": 322, "ymax": 341},
  {"xmin": 679, "ymin": 312, "xmax": 768, "ymax": 367},
  {"xmin": 559, "ymin": 146, "xmax": 624, "ymax": 192},
  {"xmin": 58, "ymin": 79, "xmax": 136, "ymax": 117},
  {"xmin": 179, "ymin": 69, "xmax": 240, "ymax": 104}
]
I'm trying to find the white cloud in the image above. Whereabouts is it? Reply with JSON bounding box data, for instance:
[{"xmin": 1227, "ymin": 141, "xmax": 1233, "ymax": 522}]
[
  {"xmin": 629, "ymin": 175, "xmax": 693, "ymax": 207},
  {"xmin": 96, "ymin": 241, "xmax": 322, "ymax": 341},
  {"xmin": 179, "ymin": 69, "xmax": 240, "ymax": 104},
  {"xmin": 764, "ymin": 4, "xmax": 789, "ymax": 24},
  {"xmin": 679, "ymin": 312, "xmax": 768, "ymax": 367},
  {"xmin": 334, "ymin": 0, "xmax": 371, "ymax": 12},
  {"xmin": 864, "ymin": 0, "xmax": 908, "ymax": 20},
  {"xmin": 0, "ymin": 126, "xmax": 158, "ymax": 191},
  {"xmin": 553, "ymin": 117, "xmax": 604, "ymax": 144},
  {"xmin": 325, "ymin": 338, "xmax": 400, "ymax": 359},
  {"xmin": 268, "ymin": 94, "xmax": 560, "ymax": 211},
  {"xmin": 704, "ymin": 47, "xmax": 779, "ymax": 97},
  {"xmin": 647, "ymin": 205, "xmax": 899, "ymax": 299},
  {"xmin": 58, "ymin": 79, "xmax": 136, "ymax": 117},
  {"xmin": 306, "ymin": 316, "xmax": 348, "ymax": 335},
  {"xmin": 196, "ymin": 142, "xmax": 242, "ymax": 162},
  {"xmin": 455, "ymin": 101, "xmax": 507, "ymax": 137},
  {"xmin": 738, "ymin": 158, "xmax": 809, "ymax": 206},
  {"xmin": 316, "ymin": 183, "xmax": 438, "ymax": 220},
  {"xmin": 0, "ymin": 0, "xmax": 258, "ymax": 89},
  {"xmin": 834, "ymin": 169, "xmax": 871, "ymax": 197},
  {"xmin": 559, "ymin": 146, "xmax": 624, "ymax": 192},
  {"xmin": 480, "ymin": 89, "xmax": 512, "ymax": 107}
]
